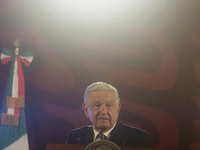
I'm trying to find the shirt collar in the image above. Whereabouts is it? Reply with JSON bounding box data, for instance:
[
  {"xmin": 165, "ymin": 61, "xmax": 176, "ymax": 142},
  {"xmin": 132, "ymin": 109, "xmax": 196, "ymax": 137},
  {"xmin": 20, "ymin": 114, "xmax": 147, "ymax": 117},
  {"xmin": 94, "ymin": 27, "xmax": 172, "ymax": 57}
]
[{"xmin": 93, "ymin": 123, "xmax": 116, "ymax": 141}]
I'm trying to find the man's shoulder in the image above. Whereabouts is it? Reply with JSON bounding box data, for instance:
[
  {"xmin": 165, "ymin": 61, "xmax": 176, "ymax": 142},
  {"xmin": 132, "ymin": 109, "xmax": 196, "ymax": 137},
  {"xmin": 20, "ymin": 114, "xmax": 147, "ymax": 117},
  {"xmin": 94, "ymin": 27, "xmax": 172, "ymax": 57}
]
[
  {"xmin": 70, "ymin": 125, "xmax": 93, "ymax": 134},
  {"xmin": 67, "ymin": 125, "xmax": 93, "ymax": 144},
  {"xmin": 121, "ymin": 124, "xmax": 147, "ymax": 133},
  {"xmin": 116, "ymin": 122, "xmax": 148, "ymax": 135},
  {"xmin": 112, "ymin": 122, "xmax": 153, "ymax": 148}
]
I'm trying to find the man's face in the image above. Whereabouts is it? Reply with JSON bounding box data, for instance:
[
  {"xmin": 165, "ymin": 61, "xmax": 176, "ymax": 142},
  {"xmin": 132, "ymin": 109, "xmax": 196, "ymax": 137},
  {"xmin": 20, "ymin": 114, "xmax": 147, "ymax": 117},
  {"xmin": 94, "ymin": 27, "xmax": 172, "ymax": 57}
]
[{"xmin": 83, "ymin": 90, "xmax": 121, "ymax": 133}]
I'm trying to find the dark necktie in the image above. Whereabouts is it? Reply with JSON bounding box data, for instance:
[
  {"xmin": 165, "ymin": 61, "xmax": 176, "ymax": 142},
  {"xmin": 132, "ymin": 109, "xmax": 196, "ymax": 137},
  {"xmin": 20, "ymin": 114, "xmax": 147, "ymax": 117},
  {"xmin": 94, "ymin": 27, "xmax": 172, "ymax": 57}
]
[{"xmin": 97, "ymin": 133, "xmax": 107, "ymax": 140}]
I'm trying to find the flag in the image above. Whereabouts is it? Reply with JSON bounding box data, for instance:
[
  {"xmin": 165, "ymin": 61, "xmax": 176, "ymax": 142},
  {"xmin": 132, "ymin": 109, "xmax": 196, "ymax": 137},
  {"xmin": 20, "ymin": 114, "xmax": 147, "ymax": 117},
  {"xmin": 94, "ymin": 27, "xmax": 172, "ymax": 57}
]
[{"xmin": 0, "ymin": 47, "xmax": 33, "ymax": 150}]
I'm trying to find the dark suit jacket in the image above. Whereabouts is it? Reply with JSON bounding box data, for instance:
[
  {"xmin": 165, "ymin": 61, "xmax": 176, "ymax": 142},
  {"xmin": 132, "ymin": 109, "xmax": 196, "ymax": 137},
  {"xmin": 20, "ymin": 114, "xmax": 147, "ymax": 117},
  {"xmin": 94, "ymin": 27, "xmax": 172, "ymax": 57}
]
[{"xmin": 66, "ymin": 121, "xmax": 153, "ymax": 148}]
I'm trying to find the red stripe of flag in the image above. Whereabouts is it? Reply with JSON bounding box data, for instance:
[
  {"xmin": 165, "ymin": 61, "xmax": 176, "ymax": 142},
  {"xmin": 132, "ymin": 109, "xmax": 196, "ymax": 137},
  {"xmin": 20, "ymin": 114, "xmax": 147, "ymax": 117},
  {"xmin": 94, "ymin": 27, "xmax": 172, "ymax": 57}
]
[
  {"xmin": 17, "ymin": 55, "xmax": 25, "ymax": 97},
  {"xmin": 20, "ymin": 58, "xmax": 31, "ymax": 67},
  {"xmin": 14, "ymin": 108, "xmax": 20, "ymax": 115},
  {"xmin": 1, "ymin": 57, "xmax": 12, "ymax": 64}
]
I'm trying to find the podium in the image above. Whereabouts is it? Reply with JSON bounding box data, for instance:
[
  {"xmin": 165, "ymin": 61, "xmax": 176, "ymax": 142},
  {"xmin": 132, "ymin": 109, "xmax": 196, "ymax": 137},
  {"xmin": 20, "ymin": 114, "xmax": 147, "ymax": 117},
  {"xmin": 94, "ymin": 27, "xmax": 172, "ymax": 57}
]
[{"xmin": 46, "ymin": 144, "xmax": 159, "ymax": 150}]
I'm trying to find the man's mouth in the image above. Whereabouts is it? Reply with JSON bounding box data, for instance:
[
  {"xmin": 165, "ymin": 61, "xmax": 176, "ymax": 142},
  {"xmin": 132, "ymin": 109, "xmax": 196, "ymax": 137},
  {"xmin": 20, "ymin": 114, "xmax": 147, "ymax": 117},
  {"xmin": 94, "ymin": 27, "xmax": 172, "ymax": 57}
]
[{"xmin": 97, "ymin": 118, "xmax": 109, "ymax": 120}]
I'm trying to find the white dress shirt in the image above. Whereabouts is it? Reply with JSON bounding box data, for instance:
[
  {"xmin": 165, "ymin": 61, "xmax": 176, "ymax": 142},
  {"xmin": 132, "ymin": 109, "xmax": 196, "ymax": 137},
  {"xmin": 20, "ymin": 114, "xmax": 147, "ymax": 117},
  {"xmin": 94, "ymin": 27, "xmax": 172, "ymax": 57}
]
[{"xmin": 93, "ymin": 123, "xmax": 116, "ymax": 141}]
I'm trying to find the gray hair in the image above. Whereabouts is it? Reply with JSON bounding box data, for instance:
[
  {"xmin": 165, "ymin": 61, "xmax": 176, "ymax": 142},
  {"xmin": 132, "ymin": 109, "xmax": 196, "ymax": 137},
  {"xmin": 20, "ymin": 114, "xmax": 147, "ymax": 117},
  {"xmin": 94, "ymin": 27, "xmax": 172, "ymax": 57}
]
[{"xmin": 84, "ymin": 82, "xmax": 120, "ymax": 104}]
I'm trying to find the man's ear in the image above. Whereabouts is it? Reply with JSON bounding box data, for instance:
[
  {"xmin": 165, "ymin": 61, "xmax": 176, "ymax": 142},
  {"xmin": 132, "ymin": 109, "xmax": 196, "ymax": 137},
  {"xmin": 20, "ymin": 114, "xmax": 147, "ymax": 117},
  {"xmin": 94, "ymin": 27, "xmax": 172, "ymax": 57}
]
[
  {"xmin": 82, "ymin": 103, "xmax": 89, "ymax": 117},
  {"xmin": 117, "ymin": 103, "xmax": 121, "ymax": 113}
]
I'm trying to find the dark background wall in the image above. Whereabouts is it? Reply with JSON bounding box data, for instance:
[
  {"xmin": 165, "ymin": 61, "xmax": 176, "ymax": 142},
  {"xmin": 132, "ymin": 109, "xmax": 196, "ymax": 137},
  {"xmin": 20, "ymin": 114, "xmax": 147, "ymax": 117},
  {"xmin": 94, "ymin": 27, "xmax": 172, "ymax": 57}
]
[{"xmin": 0, "ymin": 0, "xmax": 200, "ymax": 150}]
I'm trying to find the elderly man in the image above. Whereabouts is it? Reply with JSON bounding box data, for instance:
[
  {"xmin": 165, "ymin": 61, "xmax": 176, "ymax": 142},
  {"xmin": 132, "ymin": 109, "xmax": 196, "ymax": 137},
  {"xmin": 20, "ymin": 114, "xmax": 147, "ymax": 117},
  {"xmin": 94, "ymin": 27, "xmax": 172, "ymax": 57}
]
[{"xmin": 66, "ymin": 82, "xmax": 153, "ymax": 148}]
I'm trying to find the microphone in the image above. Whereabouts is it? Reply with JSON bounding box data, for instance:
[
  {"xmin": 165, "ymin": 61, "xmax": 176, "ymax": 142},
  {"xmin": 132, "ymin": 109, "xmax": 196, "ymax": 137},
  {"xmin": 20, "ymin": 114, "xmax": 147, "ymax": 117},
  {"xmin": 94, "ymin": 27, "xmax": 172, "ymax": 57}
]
[{"xmin": 77, "ymin": 138, "xmax": 81, "ymax": 144}]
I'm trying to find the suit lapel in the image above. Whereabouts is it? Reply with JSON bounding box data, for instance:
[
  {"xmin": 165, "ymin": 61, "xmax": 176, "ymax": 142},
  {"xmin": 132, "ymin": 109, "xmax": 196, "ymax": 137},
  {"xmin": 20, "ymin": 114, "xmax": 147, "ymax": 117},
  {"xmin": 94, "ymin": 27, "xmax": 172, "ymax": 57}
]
[
  {"xmin": 83, "ymin": 127, "xmax": 94, "ymax": 145},
  {"xmin": 109, "ymin": 121, "xmax": 124, "ymax": 145}
]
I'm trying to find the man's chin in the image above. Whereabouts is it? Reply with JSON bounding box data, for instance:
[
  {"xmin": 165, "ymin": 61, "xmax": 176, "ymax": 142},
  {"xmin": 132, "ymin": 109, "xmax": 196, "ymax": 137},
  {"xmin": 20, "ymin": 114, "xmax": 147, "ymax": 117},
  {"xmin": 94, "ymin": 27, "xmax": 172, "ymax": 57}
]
[{"xmin": 95, "ymin": 124, "xmax": 111, "ymax": 132}]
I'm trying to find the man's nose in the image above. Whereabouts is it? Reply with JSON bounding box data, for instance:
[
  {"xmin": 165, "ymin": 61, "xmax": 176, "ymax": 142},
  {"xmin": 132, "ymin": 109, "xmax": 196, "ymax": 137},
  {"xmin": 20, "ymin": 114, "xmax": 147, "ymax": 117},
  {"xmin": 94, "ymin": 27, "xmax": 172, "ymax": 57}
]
[{"xmin": 99, "ymin": 105, "xmax": 107, "ymax": 114}]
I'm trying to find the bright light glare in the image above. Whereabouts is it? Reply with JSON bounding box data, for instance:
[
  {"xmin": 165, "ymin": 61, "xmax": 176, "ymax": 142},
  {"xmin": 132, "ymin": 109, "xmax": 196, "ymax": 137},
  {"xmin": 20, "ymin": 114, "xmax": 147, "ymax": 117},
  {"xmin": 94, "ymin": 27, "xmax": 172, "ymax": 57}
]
[{"xmin": 41, "ymin": 0, "xmax": 147, "ymax": 21}]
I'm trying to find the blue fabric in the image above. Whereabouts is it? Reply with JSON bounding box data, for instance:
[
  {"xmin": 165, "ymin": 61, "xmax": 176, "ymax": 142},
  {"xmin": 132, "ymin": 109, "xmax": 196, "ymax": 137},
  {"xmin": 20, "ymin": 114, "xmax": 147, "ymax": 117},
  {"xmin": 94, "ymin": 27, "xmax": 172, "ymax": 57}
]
[{"xmin": 0, "ymin": 49, "xmax": 28, "ymax": 149}]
